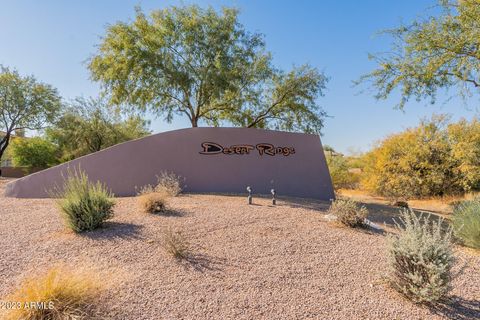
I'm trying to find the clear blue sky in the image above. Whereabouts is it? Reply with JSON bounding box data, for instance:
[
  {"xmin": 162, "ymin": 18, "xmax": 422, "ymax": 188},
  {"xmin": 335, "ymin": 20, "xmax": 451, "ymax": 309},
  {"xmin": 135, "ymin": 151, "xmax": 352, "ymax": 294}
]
[{"xmin": 1, "ymin": 0, "xmax": 478, "ymax": 154}]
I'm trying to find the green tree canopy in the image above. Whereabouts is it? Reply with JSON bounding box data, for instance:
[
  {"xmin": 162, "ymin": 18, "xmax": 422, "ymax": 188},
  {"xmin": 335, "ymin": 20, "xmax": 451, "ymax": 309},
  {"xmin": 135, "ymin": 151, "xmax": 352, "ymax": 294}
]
[
  {"xmin": 358, "ymin": 0, "xmax": 480, "ymax": 108},
  {"xmin": 89, "ymin": 5, "xmax": 328, "ymax": 133},
  {"xmin": 325, "ymin": 154, "xmax": 361, "ymax": 190},
  {"xmin": 10, "ymin": 137, "xmax": 59, "ymax": 169},
  {"xmin": 46, "ymin": 97, "xmax": 151, "ymax": 161},
  {"xmin": 447, "ymin": 117, "xmax": 480, "ymax": 191},
  {"xmin": 361, "ymin": 114, "xmax": 480, "ymax": 199},
  {"xmin": 0, "ymin": 66, "xmax": 61, "ymax": 164}
]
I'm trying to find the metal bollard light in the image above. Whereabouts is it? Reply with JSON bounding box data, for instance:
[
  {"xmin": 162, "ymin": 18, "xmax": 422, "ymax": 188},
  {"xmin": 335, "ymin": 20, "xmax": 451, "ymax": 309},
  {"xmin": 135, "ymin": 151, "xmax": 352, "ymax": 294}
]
[
  {"xmin": 247, "ymin": 186, "xmax": 252, "ymax": 205},
  {"xmin": 271, "ymin": 188, "xmax": 276, "ymax": 205}
]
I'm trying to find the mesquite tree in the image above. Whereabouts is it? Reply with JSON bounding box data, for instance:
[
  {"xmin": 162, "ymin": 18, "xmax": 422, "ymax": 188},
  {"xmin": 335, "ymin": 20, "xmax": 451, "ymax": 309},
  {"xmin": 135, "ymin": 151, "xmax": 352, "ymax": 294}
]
[
  {"xmin": 89, "ymin": 5, "xmax": 328, "ymax": 133},
  {"xmin": 358, "ymin": 0, "xmax": 480, "ymax": 108},
  {"xmin": 0, "ymin": 66, "xmax": 61, "ymax": 166}
]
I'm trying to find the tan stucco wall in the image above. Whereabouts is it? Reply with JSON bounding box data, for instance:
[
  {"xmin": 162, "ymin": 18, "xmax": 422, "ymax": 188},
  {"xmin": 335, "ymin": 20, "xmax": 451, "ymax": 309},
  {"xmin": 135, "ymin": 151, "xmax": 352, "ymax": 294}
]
[{"xmin": 5, "ymin": 128, "xmax": 334, "ymax": 200}]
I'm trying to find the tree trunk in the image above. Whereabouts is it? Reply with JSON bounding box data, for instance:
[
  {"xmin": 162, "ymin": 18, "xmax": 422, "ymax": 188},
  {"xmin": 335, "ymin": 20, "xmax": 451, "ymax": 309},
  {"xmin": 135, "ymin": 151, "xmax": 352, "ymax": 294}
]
[
  {"xmin": 0, "ymin": 132, "xmax": 11, "ymax": 176},
  {"xmin": 191, "ymin": 117, "xmax": 198, "ymax": 127}
]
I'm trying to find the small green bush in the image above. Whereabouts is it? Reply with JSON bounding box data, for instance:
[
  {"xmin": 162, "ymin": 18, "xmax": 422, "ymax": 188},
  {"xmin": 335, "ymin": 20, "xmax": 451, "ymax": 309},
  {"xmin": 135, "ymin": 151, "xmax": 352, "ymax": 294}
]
[
  {"xmin": 54, "ymin": 171, "xmax": 115, "ymax": 232},
  {"xmin": 387, "ymin": 209, "xmax": 454, "ymax": 304},
  {"xmin": 328, "ymin": 198, "xmax": 368, "ymax": 228},
  {"xmin": 452, "ymin": 198, "xmax": 480, "ymax": 249},
  {"xmin": 325, "ymin": 154, "xmax": 361, "ymax": 190},
  {"xmin": 10, "ymin": 137, "xmax": 59, "ymax": 169}
]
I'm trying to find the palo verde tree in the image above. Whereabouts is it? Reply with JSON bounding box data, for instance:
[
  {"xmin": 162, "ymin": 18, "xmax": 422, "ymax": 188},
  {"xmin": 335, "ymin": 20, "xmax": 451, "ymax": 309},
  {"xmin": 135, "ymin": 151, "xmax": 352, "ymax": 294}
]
[
  {"xmin": 357, "ymin": 0, "xmax": 480, "ymax": 108},
  {"xmin": 89, "ymin": 5, "xmax": 328, "ymax": 133},
  {"xmin": 0, "ymin": 66, "xmax": 61, "ymax": 165}
]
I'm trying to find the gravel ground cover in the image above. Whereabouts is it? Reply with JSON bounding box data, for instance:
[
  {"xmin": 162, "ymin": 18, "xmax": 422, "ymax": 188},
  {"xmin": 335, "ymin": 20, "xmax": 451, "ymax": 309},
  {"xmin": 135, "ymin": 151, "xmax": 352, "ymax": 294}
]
[{"xmin": 1, "ymin": 180, "xmax": 479, "ymax": 319}]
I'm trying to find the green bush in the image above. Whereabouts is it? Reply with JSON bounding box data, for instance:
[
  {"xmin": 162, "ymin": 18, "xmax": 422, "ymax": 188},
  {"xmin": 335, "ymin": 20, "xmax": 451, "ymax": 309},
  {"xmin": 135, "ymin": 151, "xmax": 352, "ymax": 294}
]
[
  {"xmin": 10, "ymin": 137, "xmax": 59, "ymax": 169},
  {"xmin": 54, "ymin": 171, "xmax": 115, "ymax": 232},
  {"xmin": 387, "ymin": 209, "xmax": 454, "ymax": 303},
  {"xmin": 452, "ymin": 198, "xmax": 480, "ymax": 249},
  {"xmin": 361, "ymin": 116, "xmax": 480, "ymax": 199},
  {"xmin": 325, "ymin": 154, "xmax": 361, "ymax": 190},
  {"xmin": 328, "ymin": 198, "xmax": 368, "ymax": 228}
]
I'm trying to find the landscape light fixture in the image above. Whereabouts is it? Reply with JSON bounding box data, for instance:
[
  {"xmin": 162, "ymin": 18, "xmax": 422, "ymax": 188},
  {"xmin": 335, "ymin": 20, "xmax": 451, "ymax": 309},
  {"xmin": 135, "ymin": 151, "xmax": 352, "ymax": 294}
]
[
  {"xmin": 271, "ymin": 189, "xmax": 276, "ymax": 205},
  {"xmin": 247, "ymin": 186, "xmax": 252, "ymax": 205}
]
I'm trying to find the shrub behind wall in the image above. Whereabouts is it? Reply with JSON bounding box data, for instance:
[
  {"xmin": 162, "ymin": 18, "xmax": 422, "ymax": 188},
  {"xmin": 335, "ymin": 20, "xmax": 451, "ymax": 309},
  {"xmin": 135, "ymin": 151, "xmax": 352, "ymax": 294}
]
[
  {"xmin": 10, "ymin": 136, "xmax": 59, "ymax": 169},
  {"xmin": 361, "ymin": 115, "xmax": 480, "ymax": 199},
  {"xmin": 325, "ymin": 154, "xmax": 361, "ymax": 190}
]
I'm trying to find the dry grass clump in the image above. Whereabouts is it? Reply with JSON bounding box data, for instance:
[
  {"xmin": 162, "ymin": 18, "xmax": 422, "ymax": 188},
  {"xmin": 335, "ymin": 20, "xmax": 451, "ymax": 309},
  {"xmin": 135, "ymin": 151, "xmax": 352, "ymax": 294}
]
[
  {"xmin": 136, "ymin": 171, "xmax": 184, "ymax": 214},
  {"xmin": 4, "ymin": 267, "xmax": 101, "ymax": 320},
  {"xmin": 138, "ymin": 192, "xmax": 168, "ymax": 214},
  {"xmin": 387, "ymin": 209, "xmax": 454, "ymax": 304},
  {"xmin": 139, "ymin": 171, "xmax": 184, "ymax": 197},
  {"xmin": 328, "ymin": 198, "xmax": 368, "ymax": 228},
  {"xmin": 162, "ymin": 227, "xmax": 190, "ymax": 260},
  {"xmin": 53, "ymin": 170, "xmax": 115, "ymax": 233}
]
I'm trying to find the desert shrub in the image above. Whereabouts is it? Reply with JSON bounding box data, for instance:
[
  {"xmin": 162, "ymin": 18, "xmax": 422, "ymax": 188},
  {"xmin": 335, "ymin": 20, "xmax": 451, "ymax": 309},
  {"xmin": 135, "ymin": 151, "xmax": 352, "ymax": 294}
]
[
  {"xmin": 325, "ymin": 154, "xmax": 361, "ymax": 190},
  {"xmin": 391, "ymin": 200, "xmax": 409, "ymax": 208},
  {"xmin": 452, "ymin": 198, "xmax": 480, "ymax": 249},
  {"xmin": 54, "ymin": 171, "xmax": 115, "ymax": 232},
  {"xmin": 4, "ymin": 267, "xmax": 100, "ymax": 320},
  {"xmin": 361, "ymin": 115, "xmax": 480, "ymax": 199},
  {"xmin": 156, "ymin": 171, "xmax": 183, "ymax": 196},
  {"xmin": 139, "ymin": 171, "xmax": 183, "ymax": 197},
  {"xmin": 387, "ymin": 209, "xmax": 454, "ymax": 304},
  {"xmin": 138, "ymin": 192, "xmax": 168, "ymax": 214},
  {"xmin": 328, "ymin": 198, "xmax": 368, "ymax": 228},
  {"xmin": 10, "ymin": 137, "xmax": 59, "ymax": 169},
  {"xmin": 447, "ymin": 119, "xmax": 480, "ymax": 192},
  {"xmin": 361, "ymin": 116, "xmax": 458, "ymax": 199},
  {"xmin": 162, "ymin": 227, "xmax": 190, "ymax": 259}
]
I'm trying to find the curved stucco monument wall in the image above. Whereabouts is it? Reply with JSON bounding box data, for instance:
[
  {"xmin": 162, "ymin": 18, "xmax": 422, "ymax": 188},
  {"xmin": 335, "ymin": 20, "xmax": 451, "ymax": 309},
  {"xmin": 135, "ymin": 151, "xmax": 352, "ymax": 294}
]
[{"xmin": 4, "ymin": 128, "xmax": 335, "ymax": 200}]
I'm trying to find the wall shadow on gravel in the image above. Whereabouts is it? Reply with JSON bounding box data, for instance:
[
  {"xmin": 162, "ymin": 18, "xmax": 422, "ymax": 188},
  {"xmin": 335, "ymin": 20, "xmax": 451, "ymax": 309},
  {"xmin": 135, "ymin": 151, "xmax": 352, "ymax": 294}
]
[
  {"xmin": 181, "ymin": 253, "xmax": 227, "ymax": 273},
  {"xmin": 79, "ymin": 222, "xmax": 144, "ymax": 240},
  {"xmin": 159, "ymin": 208, "xmax": 188, "ymax": 217},
  {"xmin": 274, "ymin": 196, "xmax": 449, "ymax": 234},
  {"xmin": 429, "ymin": 296, "xmax": 480, "ymax": 320},
  {"xmin": 358, "ymin": 202, "xmax": 450, "ymax": 231},
  {"xmin": 278, "ymin": 197, "xmax": 331, "ymax": 212}
]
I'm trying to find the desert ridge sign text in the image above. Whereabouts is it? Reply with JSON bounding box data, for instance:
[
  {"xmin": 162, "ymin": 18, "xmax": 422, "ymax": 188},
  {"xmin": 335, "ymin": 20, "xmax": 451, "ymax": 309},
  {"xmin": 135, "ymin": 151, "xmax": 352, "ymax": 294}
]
[{"xmin": 199, "ymin": 142, "xmax": 295, "ymax": 156}]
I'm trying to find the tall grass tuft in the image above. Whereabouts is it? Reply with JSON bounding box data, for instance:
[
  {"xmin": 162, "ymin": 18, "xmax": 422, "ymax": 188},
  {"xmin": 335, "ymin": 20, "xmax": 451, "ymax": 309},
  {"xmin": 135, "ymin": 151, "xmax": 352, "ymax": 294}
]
[
  {"xmin": 4, "ymin": 267, "xmax": 100, "ymax": 320},
  {"xmin": 452, "ymin": 198, "xmax": 480, "ymax": 249},
  {"xmin": 387, "ymin": 209, "xmax": 454, "ymax": 303},
  {"xmin": 54, "ymin": 170, "xmax": 115, "ymax": 232},
  {"xmin": 162, "ymin": 227, "xmax": 190, "ymax": 260}
]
